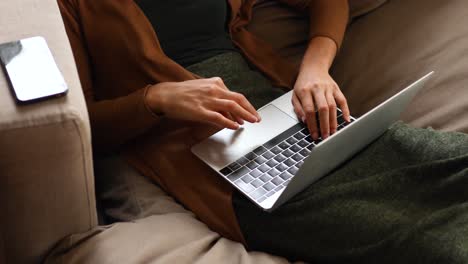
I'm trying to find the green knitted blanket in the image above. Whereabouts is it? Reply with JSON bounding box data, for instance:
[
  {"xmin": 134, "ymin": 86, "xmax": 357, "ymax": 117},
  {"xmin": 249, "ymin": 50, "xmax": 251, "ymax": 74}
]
[{"xmin": 234, "ymin": 122, "xmax": 468, "ymax": 264}]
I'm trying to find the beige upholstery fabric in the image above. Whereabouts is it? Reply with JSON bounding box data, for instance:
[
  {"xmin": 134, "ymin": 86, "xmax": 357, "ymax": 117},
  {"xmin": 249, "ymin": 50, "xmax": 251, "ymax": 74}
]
[
  {"xmin": 332, "ymin": 0, "xmax": 468, "ymax": 132},
  {"xmin": 0, "ymin": 0, "xmax": 97, "ymax": 263},
  {"xmin": 46, "ymin": 156, "xmax": 296, "ymax": 264}
]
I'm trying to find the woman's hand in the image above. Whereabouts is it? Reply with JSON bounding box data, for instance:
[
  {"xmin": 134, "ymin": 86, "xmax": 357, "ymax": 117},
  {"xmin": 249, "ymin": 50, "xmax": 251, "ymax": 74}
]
[
  {"xmin": 292, "ymin": 37, "xmax": 350, "ymax": 140},
  {"xmin": 292, "ymin": 69, "xmax": 350, "ymax": 140},
  {"xmin": 145, "ymin": 77, "xmax": 261, "ymax": 129}
]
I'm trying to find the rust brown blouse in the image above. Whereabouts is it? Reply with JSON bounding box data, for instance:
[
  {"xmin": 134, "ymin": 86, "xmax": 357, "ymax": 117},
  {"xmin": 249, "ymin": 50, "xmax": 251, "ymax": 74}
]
[{"xmin": 58, "ymin": 0, "xmax": 349, "ymax": 244}]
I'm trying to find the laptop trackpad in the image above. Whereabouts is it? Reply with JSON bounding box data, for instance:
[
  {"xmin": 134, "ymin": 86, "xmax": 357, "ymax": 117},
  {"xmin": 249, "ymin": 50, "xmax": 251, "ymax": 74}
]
[{"xmin": 191, "ymin": 104, "xmax": 298, "ymax": 171}]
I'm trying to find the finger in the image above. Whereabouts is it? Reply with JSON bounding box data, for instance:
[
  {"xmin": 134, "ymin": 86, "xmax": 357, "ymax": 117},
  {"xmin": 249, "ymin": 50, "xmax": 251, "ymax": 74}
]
[
  {"xmin": 334, "ymin": 90, "xmax": 351, "ymax": 122},
  {"xmin": 232, "ymin": 114, "xmax": 245, "ymax": 125},
  {"xmin": 326, "ymin": 91, "xmax": 338, "ymax": 134},
  {"xmin": 222, "ymin": 111, "xmax": 244, "ymax": 125},
  {"xmin": 214, "ymin": 99, "xmax": 258, "ymax": 123},
  {"xmin": 314, "ymin": 91, "xmax": 330, "ymax": 139},
  {"xmin": 292, "ymin": 92, "xmax": 306, "ymax": 123},
  {"xmin": 205, "ymin": 111, "xmax": 240, "ymax": 130},
  {"xmin": 297, "ymin": 89, "xmax": 319, "ymax": 140},
  {"xmin": 224, "ymin": 91, "xmax": 261, "ymax": 122},
  {"xmin": 210, "ymin": 78, "xmax": 261, "ymax": 122}
]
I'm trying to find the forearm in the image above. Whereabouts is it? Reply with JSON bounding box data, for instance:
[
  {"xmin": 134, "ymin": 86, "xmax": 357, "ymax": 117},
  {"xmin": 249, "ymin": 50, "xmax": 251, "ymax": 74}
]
[
  {"xmin": 88, "ymin": 87, "xmax": 160, "ymax": 152},
  {"xmin": 300, "ymin": 36, "xmax": 337, "ymax": 73}
]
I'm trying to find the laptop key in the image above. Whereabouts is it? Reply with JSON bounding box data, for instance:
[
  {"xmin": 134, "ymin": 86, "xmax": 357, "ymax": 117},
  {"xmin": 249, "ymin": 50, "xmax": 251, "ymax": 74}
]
[
  {"xmin": 246, "ymin": 161, "xmax": 258, "ymax": 170},
  {"xmin": 258, "ymin": 164, "xmax": 270, "ymax": 173},
  {"xmin": 304, "ymin": 136, "xmax": 313, "ymax": 143},
  {"xmin": 266, "ymin": 159, "xmax": 279, "ymax": 168},
  {"xmin": 244, "ymin": 152, "xmax": 257, "ymax": 160},
  {"xmin": 278, "ymin": 141, "xmax": 290, "ymax": 150},
  {"xmin": 250, "ymin": 169, "xmax": 262, "ymax": 178},
  {"xmin": 268, "ymin": 168, "xmax": 280, "ymax": 177},
  {"xmin": 251, "ymin": 179, "xmax": 263, "ymax": 188},
  {"xmin": 299, "ymin": 149, "xmax": 310, "ymax": 157},
  {"xmin": 262, "ymin": 151, "xmax": 275, "ymax": 160},
  {"xmin": 284, "ymin": 158, "xmax": 296, "ymax": 167},
  {"xmin": 254, "ymin": 156, "xmax": 267, "ymax": 165},
  {"xmin": 257, "ymin": 196, "xmax": 267, "ymax": 203},
  {"xmin": 279, "ymin": 172, "xmax": 293, "ymax": 180},
  {"xmin": 271, "ymin": 177, "xmax": 284, "ymax": 186},
  {"xmin": 282, "ymin": 149, "xmax": 294, "ymax": 157},
  {"xmin": 289, "ymin": 144, "xmax": 302, "ymax": 153},
  {"xmin": 260, "ymin": 174, "xmax": 272, "ymax": 182},
  {"xmin": 292, "ymin": 153, "xmax": 303, "ymax": 162},
  {"xmin": 294, "ymin": 132, "xmax": 305, "ymax": 140},
  {"xmin": 274, "ymin": 154, "xmax": 287, "ymax": 163},
  {"xmin": 307, "ymin": 144, "xmax": 315, "ymax": 150},
  {"xmin": 229, "ymin": 166, "xmax": 250, "ymax": 178},
  {"xmin": 314, "ymin": 138, "xmax": 323, "ymax": 145},
  {"xmin": 286, "ymin": 137, "xmax": 298, "ymax": 145},
  {"xmin": 288, "ymin": 167, "xmax": 299, "ymax": 175},
  {"xmin": 250, "ymin": 188, "xmax": 267, "ymax": 200},
  {"xmin": 253, "ymin": 146, "xmax": 267, "ymax": 155},
  {"xmin": 263, "ymin": 182, "xmax": 275, "ymax": 191},
  {"xmin": 297, "ymin": 140, "xmax": 309, "ymax": 148},
  {"xmin": 270, "ymin": 146, "xmax": 282, "ymax": 155},
  {"xmin": 219, "ymin": 167, "xmax": 232, "ymax": 176},
  {"xmin": 337, "ymin": 114, "xmax": 345, "ymax": 125},
  {"xmin": 275, "ymin": 163, "xmax": 288, "ymax": 172},
  {"xmin": 236, "ymin": 157, "xmax": 250, "ymax": 166},
  {"xmin": 242, "ymin": 174, "xmax": 254, "ymax": 183},
  {"xmin": 266, "ymin": 191, "xmax": 276, "ymax": 197},
  {"xmin": 235, "ymin": 180, "xmax": 255, "ymax": 193},
  {"xmin": 228, "ymin": 162, "xmax": 241, "ymax": 171}
]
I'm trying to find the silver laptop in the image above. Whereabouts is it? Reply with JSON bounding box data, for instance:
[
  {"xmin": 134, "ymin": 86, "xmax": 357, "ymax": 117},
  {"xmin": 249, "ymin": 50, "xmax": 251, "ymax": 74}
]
[{"xmin": 192, "ymin": 72, "xmax": 434, "ymax": 212}]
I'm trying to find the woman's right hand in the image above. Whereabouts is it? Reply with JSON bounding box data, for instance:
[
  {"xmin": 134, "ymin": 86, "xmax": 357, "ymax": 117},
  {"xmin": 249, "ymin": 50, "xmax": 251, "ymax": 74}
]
[{"xmin": 145, "ymin": 77, "xmax": 261, "ymax": 129}]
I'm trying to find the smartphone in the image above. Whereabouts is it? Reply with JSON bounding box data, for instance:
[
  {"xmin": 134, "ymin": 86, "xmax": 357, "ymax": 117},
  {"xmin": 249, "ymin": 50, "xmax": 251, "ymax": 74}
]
[{"xmin": 0, "ymin": 36, "xmax": 68, "ymax": 103}]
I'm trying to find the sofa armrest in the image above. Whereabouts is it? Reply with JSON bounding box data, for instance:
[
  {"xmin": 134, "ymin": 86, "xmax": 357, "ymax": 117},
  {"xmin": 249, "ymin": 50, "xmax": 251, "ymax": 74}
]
[{"xmin": 0, "ymin": 0, "xmax": 97, "ymax": 263}]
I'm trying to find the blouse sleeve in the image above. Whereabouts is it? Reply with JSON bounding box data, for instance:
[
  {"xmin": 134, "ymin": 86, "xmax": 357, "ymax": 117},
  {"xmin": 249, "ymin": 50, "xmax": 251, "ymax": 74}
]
[
  {"xmin": 277, "ymin": 0, "xmax": 349, "ymax": 50},
  {"xmin": 58, "ymin": 0, "xmax": 161, "ymax": 151}
]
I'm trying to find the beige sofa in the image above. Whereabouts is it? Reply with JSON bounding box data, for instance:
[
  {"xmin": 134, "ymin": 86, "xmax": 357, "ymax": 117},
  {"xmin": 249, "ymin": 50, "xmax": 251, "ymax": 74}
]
[{"xmin": 1, "ymin": 0, "xmax": 467, "ymax": 263}]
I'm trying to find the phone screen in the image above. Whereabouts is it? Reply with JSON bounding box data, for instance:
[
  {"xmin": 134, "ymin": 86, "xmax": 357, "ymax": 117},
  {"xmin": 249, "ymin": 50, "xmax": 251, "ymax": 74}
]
[{"xmin": 0, "ymin": 36, "xmax": 68, "ymax": 103}]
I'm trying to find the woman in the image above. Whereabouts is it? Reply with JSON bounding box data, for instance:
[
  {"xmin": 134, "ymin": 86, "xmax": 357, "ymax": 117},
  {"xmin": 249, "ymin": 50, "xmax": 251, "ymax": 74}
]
[{"xmin": 58, "ymin": 0, "xmax": 350, "ymax": 261}]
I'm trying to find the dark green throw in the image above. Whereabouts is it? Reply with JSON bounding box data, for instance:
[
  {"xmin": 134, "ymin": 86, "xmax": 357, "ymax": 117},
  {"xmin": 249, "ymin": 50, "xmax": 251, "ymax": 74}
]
[{"xmin": 234, "ymin": 122, "xmax": 468, "ymax": 264}]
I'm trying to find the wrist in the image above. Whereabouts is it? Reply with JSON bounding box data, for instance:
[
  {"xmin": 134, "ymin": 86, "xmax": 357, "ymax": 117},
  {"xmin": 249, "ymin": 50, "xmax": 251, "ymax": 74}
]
[{"xmin": 144, "ymin": 83, "xmax": 167, "ymax": 116}]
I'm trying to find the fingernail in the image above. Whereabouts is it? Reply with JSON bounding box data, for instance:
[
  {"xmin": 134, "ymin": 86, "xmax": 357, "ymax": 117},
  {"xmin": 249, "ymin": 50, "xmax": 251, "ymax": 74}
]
[
  {"xmin": 313, "ymin": 133, "xmax": 319, "ymax": 140},
  {"xmin": 323, "ymin": 134, "xmax": 329, "ymax": 139},
  {"xmin": 301, "ymin": 117, "xmax": 306, "ymax": 123}
]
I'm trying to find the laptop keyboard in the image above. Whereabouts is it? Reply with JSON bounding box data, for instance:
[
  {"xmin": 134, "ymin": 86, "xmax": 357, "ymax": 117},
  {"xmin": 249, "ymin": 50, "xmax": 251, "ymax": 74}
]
[{"xmin": 219, "ymin": 110, "xmax": 354, "ymax": 203}]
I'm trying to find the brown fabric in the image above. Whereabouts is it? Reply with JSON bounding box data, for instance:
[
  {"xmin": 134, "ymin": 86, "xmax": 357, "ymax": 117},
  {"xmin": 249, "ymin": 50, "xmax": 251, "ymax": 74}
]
[{"xmin": 58, "ymin": 0, "xmax": 348, "ymax": 243}]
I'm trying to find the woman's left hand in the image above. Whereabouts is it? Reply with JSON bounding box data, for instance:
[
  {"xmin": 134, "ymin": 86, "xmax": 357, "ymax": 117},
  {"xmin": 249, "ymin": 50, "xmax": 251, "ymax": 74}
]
[{"xmin": 292, "ymin": 67, "xmax": 350, "ymax": 140}]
